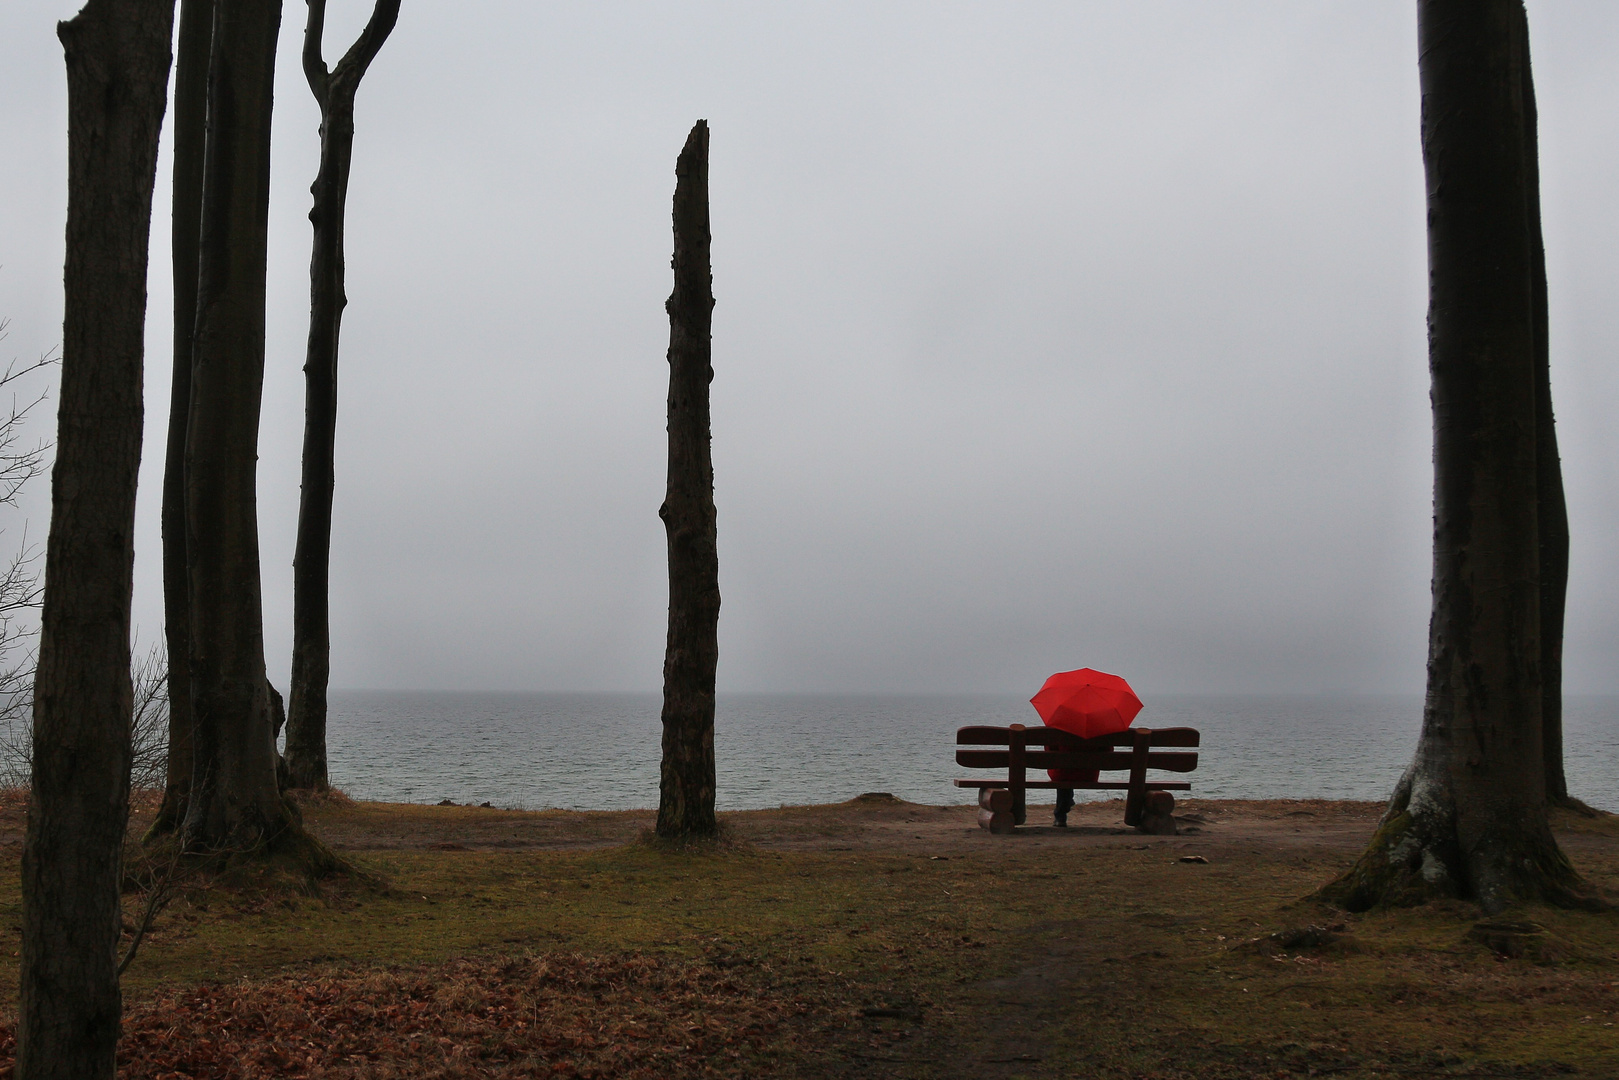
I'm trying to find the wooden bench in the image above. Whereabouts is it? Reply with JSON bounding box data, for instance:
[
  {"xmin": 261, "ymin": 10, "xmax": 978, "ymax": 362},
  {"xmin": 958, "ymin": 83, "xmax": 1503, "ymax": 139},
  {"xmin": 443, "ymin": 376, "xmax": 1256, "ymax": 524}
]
[{"xmin": 954, "ymin": 724, "xmax": 1200, "ymax": 834}]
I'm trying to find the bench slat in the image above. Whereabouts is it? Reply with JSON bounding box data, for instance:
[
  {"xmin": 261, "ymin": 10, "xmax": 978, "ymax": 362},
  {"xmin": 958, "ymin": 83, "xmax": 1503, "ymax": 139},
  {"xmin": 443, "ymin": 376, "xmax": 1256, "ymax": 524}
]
[
  {"xmin": 956, "ymin": 725, "xmax": 1200, "ymax": 748},
  {"xmin": 956, "ymin": 749, "xmax": 1199, "ymax": 773},
  {"xmin": 953, "ymin": 779, "xmax": 1192, "ymax": 791}
]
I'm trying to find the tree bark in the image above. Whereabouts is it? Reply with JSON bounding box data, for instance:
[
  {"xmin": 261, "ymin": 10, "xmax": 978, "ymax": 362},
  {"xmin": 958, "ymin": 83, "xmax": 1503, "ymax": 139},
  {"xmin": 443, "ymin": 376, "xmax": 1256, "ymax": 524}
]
[
  {"xmin": 1317, "ymin": 0, "xmax": 1593, "ymax": 915},
  {"xmin": 285, "ymin": 0, "xmax": 400, "ymax": 792},
  {"xmin": 656, "ymin": 121, "xmax": 720, "ymax": 840},
  {"xmin": 150, "ymin": 0, "xmax": 212, "ymax": 838},
  {"xmin": 20, "ymin": 2, "xmax": 173, "ymax": 1076},
  {"xmin": 1519, "ymin": 26, "xmax": 1573, "ymax": 809},
  {"xmin": 181, "ymin": 0, "xmax": 297, "ymax": 854}
]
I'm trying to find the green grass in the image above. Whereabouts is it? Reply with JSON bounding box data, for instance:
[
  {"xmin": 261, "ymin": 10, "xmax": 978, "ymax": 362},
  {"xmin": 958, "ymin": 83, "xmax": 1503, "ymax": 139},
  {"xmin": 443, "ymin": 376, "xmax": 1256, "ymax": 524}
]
[{"xmin": 0, "ymin": 800, "xmax": 1614, "ymax": 1077}]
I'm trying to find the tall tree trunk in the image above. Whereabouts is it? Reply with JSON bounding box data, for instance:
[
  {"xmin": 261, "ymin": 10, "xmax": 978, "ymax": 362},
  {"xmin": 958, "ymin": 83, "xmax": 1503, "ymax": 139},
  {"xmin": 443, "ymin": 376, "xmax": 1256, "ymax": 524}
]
[
  {"xmin": 20, "ymin": 2, "xmax": 173, "ymax": 1075},
  {"xmin": 150, "ymin": 0, "xmax": 212, "ymax": 839},
  {"xmin": 1519, "ymin": 28, "xmax": 1574, "ymax": 809},
  {"xmin": 286, "ymin": 0, "xmax": 400, "ymax": 792},
  {"xmin": 181, "ymin": 0, "xmax": 295, "ymax": 853},
  {"xmin": 656, "ymin": 121, "xmax": 720, "ymax": 840},
  {"xmin": 1317, "ymin": 0, "xmax": 1593, "ymax": 915}
]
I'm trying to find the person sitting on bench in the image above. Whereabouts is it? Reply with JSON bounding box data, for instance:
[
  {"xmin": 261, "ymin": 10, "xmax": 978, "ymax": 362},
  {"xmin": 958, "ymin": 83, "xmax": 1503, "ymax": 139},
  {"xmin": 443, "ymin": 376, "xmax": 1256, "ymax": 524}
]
[{"xmin": 1049, "ymin": 764, "xmax": 1099, "ymax": 827}]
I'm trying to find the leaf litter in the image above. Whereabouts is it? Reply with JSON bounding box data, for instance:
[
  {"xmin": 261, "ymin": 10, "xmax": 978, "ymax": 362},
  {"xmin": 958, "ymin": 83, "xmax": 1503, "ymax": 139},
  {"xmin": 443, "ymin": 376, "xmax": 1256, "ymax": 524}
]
[{"xmin": 0, "ymin": 950, "xmax": 852, "ymax": 1079}]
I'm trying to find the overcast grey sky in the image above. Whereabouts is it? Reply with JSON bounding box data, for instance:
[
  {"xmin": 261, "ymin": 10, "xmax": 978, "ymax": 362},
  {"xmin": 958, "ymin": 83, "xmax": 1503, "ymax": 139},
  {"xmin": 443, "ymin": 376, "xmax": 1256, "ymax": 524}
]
[{"xmin": 2, "ymin": 2, "xmax": 1616, "ymax": 696}]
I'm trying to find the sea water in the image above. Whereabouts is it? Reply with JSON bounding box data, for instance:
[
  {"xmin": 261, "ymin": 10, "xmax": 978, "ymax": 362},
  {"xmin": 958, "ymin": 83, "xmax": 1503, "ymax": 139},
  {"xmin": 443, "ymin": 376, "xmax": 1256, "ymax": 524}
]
[{"xmin": 322, "ymin": 691, "xmax": 1619, "ymax": 814}]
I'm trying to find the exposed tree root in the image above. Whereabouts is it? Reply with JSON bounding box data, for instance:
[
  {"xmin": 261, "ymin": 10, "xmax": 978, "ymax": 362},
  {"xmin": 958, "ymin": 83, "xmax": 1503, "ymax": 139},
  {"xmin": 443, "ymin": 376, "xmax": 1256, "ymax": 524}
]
[
  {"xmin": 1315, "ymin": 786, "xmax": 1459, "ymax": 912},
  {"xmin": 173, "ymin": 798, "xmax": 378, "ymax": 892},
  {"xmin": 1316, "ymin": 774, "xmax": 1609, "ymax": 915},
  {"xmin": 1550, "ymin": 794, "xmax": 1608, "ymax": 818},
  {"xmin": 142, "ymin": 789, "xmax": 186, "ymax": 844},
  {"xmin": 639, "ymin": 820, "xmax": 747, "ymax": 855},
  {"xmin": 287, "ymin": 785, "xmax": 356, "ymax": 810},
  {"xmin": 1468, "ymin": 836, "xmax": 1608, "ymax": 915},
  {"xmin": 118, "ymin": 817, "xmax": 381, "ymax": 977},
  {"xmin": 208, "ymin": 824, "xmax": 375, "ymax": 893}
]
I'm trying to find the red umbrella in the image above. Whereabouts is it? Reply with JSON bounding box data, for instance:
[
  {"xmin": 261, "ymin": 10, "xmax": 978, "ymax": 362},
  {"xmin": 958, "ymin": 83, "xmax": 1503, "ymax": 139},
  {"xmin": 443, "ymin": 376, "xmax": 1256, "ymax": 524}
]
[{"xmin": 1030, "ymin": 667, "xmax": 1143, "ymax": 739}]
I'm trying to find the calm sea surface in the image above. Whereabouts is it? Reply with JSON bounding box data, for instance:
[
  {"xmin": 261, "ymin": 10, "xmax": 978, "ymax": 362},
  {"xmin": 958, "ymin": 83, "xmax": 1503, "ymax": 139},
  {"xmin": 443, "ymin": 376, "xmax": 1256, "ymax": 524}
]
[{"xmin": 321, "ymin": 691, "xmax": 1619, "ymax": 814}]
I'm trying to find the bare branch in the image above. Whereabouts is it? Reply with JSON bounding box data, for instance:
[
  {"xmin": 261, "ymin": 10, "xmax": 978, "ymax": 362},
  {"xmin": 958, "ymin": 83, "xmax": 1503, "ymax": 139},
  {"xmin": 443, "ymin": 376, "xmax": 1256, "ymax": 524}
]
[
  {"xmin": 0, "ymin": 323, "xmax": 49, "ymax": 792},
  {"xmin": 303, "ymin": 0, "xmax": 330, "ymax": 105},
  {"xmin": 0, "ymin": 533, "xmax": 42, "ymax": 617},
  {"xmin": 0, "ymin": 348, "xmax": 59, "ymax": 509},
  {"xmin": 0, "ymin": 351, "xmax": 59, "ymax": 393},
  {"xmin": 306, "ymin": 0, "xmax": 401, "ymax": 106},
  {"xmin": 129, "ymin": 639, "xmax": 171, "ymax": 791},
  {"xmin": 334, "ymin": 0, "xmax": 401, "ymax": 87},
  {"xmin": 118, "ymin": 838, "xmax": 184, "ymax": 976}
]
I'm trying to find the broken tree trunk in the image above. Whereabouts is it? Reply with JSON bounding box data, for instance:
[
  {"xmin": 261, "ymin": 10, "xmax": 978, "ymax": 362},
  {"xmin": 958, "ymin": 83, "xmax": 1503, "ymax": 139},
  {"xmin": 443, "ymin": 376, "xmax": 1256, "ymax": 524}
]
[
  {"xmin": 285, "ymin": 0, "xmax": 401, "ymax": 793},
  {"xmin": 656, "ymin": 121, "xmax": 720, "ymax": 840},
  {"xmin": 20, "ymin": 2, "xmax": 173, "ymax": 1075}
]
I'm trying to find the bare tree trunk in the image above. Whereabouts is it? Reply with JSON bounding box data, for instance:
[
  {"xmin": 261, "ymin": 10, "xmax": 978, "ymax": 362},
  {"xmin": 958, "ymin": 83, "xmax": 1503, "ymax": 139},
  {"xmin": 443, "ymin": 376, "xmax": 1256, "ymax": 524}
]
[
  {"xmin": 181, "ymin": 0, "xmax": 296, "ymax": 854},
  {"xmin": 150, "ymin": 0, "xmax": 212, "ymax": 839},
  {"xmin": 285, "ymin": 0, "xmax": 400, "ymax": 792},
  {"xmin": 1519, "ymin": 29, "xmax": 1575, "ymax": 810},
  {"xmin": 1317, "ymin": 0, "xmax": 1595, "ymax": 915},
  {"xmin": 20, "ymin": 2, "xmax": 173, "ymax": 1075},
  {"xmin": 656, "ymin": 121, "xmax": 720, "ymax": 840}
]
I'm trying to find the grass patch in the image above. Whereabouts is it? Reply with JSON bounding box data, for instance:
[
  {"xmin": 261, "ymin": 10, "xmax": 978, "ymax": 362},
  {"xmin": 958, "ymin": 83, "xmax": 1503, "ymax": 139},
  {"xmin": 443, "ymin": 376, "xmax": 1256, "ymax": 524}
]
[{"xmin": 0, "ymin": 796, "xmax": 1612, "ymax": 1076}]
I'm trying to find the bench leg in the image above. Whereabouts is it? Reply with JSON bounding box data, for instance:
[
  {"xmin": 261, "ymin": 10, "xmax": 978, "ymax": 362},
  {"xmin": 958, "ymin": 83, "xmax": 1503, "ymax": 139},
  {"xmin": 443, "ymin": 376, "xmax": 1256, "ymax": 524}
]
[
  {"xmin": 1135, "ymin": 791, "xmax": 1178, "ymax": 835},
  {"xmin": 977, "ymin": 788, "xmax": 1015, "ymax": 834},
  {"xmin": 1124, "ymin": 784, "xmax": 1141, "ymax": 827}
]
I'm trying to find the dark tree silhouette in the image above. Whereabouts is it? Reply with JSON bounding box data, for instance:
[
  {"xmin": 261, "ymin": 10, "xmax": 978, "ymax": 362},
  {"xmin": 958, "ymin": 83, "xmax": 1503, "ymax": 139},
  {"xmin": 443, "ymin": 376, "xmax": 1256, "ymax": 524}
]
[
  {"xmin": 1318, "ymin": 0, "xmax": 1598, "ymax": 914},
  {"xmin": 20, "ymin": 2, "xmax": 174, "ymax": 1075},
  {"xmin": 656, "ymin": 121, "xmax": 720, "ymax": 840},
  {"xmin": 180, "ymin": 0, "xmax": 304, "ymax": 854},
  {"xmin": 150, "ymin": 0, "xmax": 212, "ymax": 839},
  {"xmin": 285, "ymin": 0, "xmax": 402, "ymax": 793}
]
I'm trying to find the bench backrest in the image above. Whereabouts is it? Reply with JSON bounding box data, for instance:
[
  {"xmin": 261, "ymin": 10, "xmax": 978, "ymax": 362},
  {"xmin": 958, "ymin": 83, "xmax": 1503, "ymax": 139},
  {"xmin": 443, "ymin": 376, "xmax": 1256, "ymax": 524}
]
[{"xmin": 956, "ymin": 725, "xmax": 1200, "ymax": 774}]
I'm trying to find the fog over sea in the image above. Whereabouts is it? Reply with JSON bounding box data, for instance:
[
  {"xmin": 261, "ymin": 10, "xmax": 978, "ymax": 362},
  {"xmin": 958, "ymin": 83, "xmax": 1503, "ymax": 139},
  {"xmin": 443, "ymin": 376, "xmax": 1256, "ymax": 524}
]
[{"xmin": 322, "ymin": 692, "xmax": 1619, "ymax": 814}]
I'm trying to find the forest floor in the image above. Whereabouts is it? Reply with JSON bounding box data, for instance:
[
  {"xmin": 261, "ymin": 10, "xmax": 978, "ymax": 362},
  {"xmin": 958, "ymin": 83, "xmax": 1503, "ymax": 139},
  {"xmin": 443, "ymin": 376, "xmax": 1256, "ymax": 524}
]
[{"xmin": 0, "ymin": 790, "xmax": 1614, "ymax": 1078}]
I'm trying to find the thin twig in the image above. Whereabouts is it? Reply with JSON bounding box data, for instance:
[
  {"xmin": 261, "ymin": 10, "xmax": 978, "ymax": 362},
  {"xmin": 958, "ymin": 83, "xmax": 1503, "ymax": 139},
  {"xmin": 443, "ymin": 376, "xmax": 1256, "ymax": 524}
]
[{"xmin": 119, "ymin": 839, "xmax": 185, "ymax": 975}]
